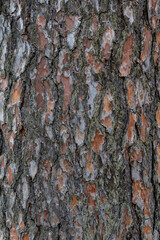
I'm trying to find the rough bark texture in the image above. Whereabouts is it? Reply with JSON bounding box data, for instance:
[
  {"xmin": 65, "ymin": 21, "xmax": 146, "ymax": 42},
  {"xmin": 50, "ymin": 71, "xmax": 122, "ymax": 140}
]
[{"xmin": 0, "ymin": 0, "xmax": 160, "ymax": 239}]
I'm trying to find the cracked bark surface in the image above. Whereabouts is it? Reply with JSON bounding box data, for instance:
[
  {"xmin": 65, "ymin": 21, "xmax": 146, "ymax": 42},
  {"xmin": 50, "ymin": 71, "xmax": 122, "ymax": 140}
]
[{"xmin": 0, "ymin": 0, "xmax": 160, "ymax": 239}]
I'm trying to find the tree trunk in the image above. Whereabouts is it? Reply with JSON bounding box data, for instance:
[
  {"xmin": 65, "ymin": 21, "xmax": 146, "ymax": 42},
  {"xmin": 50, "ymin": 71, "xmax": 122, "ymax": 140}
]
[{"xmin": 0, "ymin": 0, "xmax": 160, "ymax": 239}]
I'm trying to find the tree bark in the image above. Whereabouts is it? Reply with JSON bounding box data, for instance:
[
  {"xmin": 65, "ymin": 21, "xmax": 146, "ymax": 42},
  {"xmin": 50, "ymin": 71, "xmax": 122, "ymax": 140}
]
[{"xmin": 0, "ymin": 0, "xmax": 160, "ymax": 239}]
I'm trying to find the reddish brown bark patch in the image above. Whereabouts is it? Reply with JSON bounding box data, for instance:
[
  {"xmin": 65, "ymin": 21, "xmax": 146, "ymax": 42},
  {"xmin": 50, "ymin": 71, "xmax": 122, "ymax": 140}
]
[
  {"xmin": 118, "ymin": 207, "xmax": 132, "ymax": 239},
  {"xmin": 101, "ymin": 116, "xmax": 112, "ymax": 129},
  {"xmin": 133, "ymin": 180, "xmax": 151, "ymax": 217},
  {"xmin": 85, "ymin": 52, "xmax": 104, "ymax": 73},
  {"xmin": 6, "ymin": 131, "xmax": 15, "ymax": 148},
  {"xmin": 35, "ymin": 58, "xmax": 49, "ymax": 109},
  {"xmin": 0, "ymin": 155, "xmax": 6, "ymax": 170},
  {"xmin": 154, "ymin": 32, "xmax": 160, "ymax": 65},
  {"xmin": 156, "ymin": 105, "xmax": 160, "ymax": 127},
  {"xmin": 91, "ymin": 129, "xmax": 105, "ymax": 152},
  {"xmin": 43, "ymin": 160, "xmax": 52, "ymax": 174},
  {"xmin": 139, "ymin": 111, "xmax": 149, "ymax": 142},
  {"xmin": 131, "ymin": 149, "xmax": 143, "ymax": 162},
  {"xmin": 101, "ymin": 94, "xmax": 113, "ymax": 130},
  {"xmin": 92, "ymin": 15, "xmax": 99, "ymax": 32},
  {"xmin": 103, "ymin": 95, "xmax": 111, "ymax": 114},
  {"xmin": 36, "ymin": 94, "xmax": 44, "ymax": 109},
  {"xmin": 65, "ymin": 16, "xmax": 75, "ymax": 32},
  {"xmin": 10, "ymin": 225, "xmax": 18, "ymax": 240},
  {"xmin": 86, "ymin": 153, "xmax": 94, "ymax": 177},
  {"xmin": 127, "ymin": 81, "xmax": 135, "ymax": 108},
  {"xmin": 20, "ymin": 221, "xmax": 25, "ymax": 231},
  {"xmin": 44, "ymin": 80, "xmax": 54, "ymax": 122},
  {"xmin": 10, "ymin": 81, "xmax": 22, "ymax": 106},
  {"xmin": 119, "ymin": 33, "xmax": 133, "ymax": 77},
  {"xmin": 38, "ymin": 16, "xmax": 46, "ymax": 26},
  {"xmin": 85, "ymin": 183, "xmax": 97, "ymax": 211},
  {"xmin": 23, "ymin": 234, "xmax": 29, "ymax": 240},
  {"xmin": 85, "ymin": 183, "xmax": 97, "ymax": 196},
  {"xmin": 70, "ymin": 195, "xmax": 78, "ymax": 209},
  {"xmin": 37, "ymin": 19, "xmax": 48, "ymax": 52},
  {"xmin": 83, "ymin": 39, "xmax": 92, "ymax": 49},
  {"xmin": 141, "ymin": 27, "xmax": 152, "ymax": 62},
  {"xmin": 143, "ymin": 225, "xmax": 152, "ymax": 240},
  {"xmin": 151, "ymin": 0, "xmax": 157, "ymax": 9},
  {"xmin": 8, "ymin": 166, "xmax": 13, "ymax": 184},
  {"xmin": 37, "ymin": 57, "xmax": 49, "ymax": 79},
  {"xmin": 88, "ymin": 196, "xmax": 96, "ymax": 209},
  {"xmin": 57, "ymin": 171, "xmax": 67, "ymax": 193},
  {"xmin": 60, "ymin": 159, "xmax": 72, "ymax": 174},
  {"xmin": 127, "ymin": 113, "xmax": 136, "ymax": 144}
]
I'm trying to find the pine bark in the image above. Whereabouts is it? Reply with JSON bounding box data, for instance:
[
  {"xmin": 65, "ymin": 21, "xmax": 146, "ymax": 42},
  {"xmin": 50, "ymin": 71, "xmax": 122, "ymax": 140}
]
[{"xmin": 0, "ymin": 0, "xmax": 160, "ymax": 239}]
